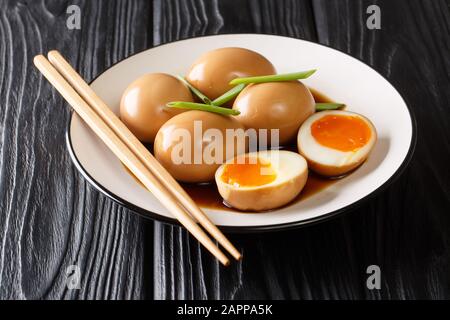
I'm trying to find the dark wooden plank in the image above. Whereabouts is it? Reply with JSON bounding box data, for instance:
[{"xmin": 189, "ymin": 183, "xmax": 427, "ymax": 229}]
[
  {"xmin": 153, "ymin": 0, "xmax": 317, "ymax": 45},
  {"xmin": 1, "ymin": 0, "xmax": 449, "ymax": 301},
  {"xmin": 153, "ymin": 0, "xmax": 450, "ymax": 300},
  {"xmin": 0, "ymin": 0, "xmax": 153, "ymax": 299},
  {"xmin": 313, "ymin": 0, "xmax": 450, "ymax": 300}
]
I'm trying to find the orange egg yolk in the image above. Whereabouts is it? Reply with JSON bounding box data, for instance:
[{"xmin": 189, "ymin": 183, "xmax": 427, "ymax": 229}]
[
  {"xmin": 221, "ymin": 157, "xmax": 277, "ymax": 187},
  {"xmin": 311, "ymin": 114, "xmax": 372, "ymax": 152}
]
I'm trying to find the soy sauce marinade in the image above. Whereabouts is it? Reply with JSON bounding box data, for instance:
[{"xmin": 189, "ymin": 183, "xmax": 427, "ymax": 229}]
[{"xmin": 123, "ymin": 88, "xmax": 341, "ymax": 212}]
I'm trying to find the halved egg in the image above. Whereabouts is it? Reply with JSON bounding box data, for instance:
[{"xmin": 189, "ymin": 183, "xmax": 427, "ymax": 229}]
[
  {"xmin": 297, "ymin": 110, "xmax": 377, "ymax": 177},
  {"xmin": 215, "ymin": 150, "xmax": 308, "ymax": 211}
]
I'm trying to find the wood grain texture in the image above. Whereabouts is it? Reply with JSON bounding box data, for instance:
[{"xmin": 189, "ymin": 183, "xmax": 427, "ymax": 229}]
[
  {"xmin": 312, "ymin": 0, "xmax": 450, "ymax": 299},
  {"xmin": 0, "ymin": 0, "xmax": 449, "ymax": 300},
  {"xmin": 153, "ymin": 0, "xmax": 450, "ymax": 299},
  {"xmin": 0, "ymin": 0, "xmax": 153, "ymax": 299}
]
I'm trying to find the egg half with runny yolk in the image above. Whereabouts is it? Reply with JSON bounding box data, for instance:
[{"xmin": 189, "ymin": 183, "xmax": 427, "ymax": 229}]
[
  {"xmin": 297, "ymin": 110, "xmax": 377, "ymax": 177},
  {"xmin": 215, "ymin": 150, "xmax": 308, "ymax": 211}
]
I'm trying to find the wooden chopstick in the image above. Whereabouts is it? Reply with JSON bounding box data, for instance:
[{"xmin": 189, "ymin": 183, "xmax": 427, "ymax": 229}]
[
  {"xmin": 33, "ymin": 55, "xmax": 231, "ymax": 266},
  {"xmin": 47, "ymin": 50, "xmax": 241, "ymax": 261}
]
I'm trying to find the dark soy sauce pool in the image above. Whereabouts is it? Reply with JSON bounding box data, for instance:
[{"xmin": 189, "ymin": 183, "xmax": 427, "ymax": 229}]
[
  {"xmin": 123, "ymin": 88, "xmax": 343, "ymax": 212},
  {"xmin": 182, "ymin": 171, "xmax": 336, "ymax": 212}
]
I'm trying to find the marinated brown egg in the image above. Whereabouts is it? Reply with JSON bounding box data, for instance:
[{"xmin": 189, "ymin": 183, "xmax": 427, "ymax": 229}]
[
  {"xmin": 232, "ymin": 81, "xmax": 315, "ymax": 145},
  {"xmin": 154, "ymin": 110, "xmax": 247, "ymax": 183},
  {"xmin": 186, "ymin": 47, "xmax": 276, "ymax": 100},
  {"xmin": 120, "ymin": 73, "xmax": 194, "ymax": 143}
]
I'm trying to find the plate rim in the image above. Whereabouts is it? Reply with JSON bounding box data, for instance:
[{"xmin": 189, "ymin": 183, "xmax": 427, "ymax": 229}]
[{"xmin": 65, "ymin": 33, "xmax": 417, "ymax": 233}]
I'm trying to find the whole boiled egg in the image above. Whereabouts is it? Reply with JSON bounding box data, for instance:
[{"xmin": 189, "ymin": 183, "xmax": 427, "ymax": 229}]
[
  {"xmin": 215, "ymin": 150, "xmax": 308, "ymax": 211},
  {"xmin": 120, "ymin": 73, "xmax": 193, "ymax": 143},
  {"xmin": 186, "ymin": 47, "xmax": 276, "ymax": 100},
  {"xmin": 297, "ymin": 110, "xmax": 377, "ymax": 177},
  {"xmin": 233, "ymin": 81, "xmax": 315, "ymax": 146},
  {"xmin": 154, "ymin": 110, "xmax": 247, "ymax": 183}
]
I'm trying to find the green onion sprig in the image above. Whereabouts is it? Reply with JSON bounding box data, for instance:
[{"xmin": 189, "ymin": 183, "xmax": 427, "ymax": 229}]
[
  {"xmin": 229, "ymin": 69, "xmax": 317, "ymax": 85},
  {"xmin": 212, "ymin": 84, "xmax": 246, "ymax": 106},
  {"xmin": 167, "ymin": 101, "xmax": 240, "ymax": 116},
  {"xmin": 315, "ymin": 103, "xmax": 346, "ymax": 111},
  {"xmin": 176, "ymin": 75, "xmax": 212, "ymax": 104}
]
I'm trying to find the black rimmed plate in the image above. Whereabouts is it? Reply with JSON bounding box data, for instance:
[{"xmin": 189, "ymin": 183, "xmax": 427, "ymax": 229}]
[{"xmin": 66, "ymin": 34, "xmax": 416, "ymax": 233}]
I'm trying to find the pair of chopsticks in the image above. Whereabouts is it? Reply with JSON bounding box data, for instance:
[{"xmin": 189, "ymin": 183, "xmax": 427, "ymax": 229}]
[{"xmin": 34, "ymin": 51, "xmax": 241, "ymax": 266}]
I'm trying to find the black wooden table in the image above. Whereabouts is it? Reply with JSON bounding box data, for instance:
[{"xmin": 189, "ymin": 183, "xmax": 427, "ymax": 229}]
[{"xmin": 0, "ymin": 0, "xmax": 449, "ymax": 300}]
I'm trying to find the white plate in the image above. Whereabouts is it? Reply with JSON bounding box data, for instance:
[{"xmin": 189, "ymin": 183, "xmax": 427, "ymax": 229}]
[{"xmin": 66, "ymin": 34, "xmax": 416, "ymax": 232}]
